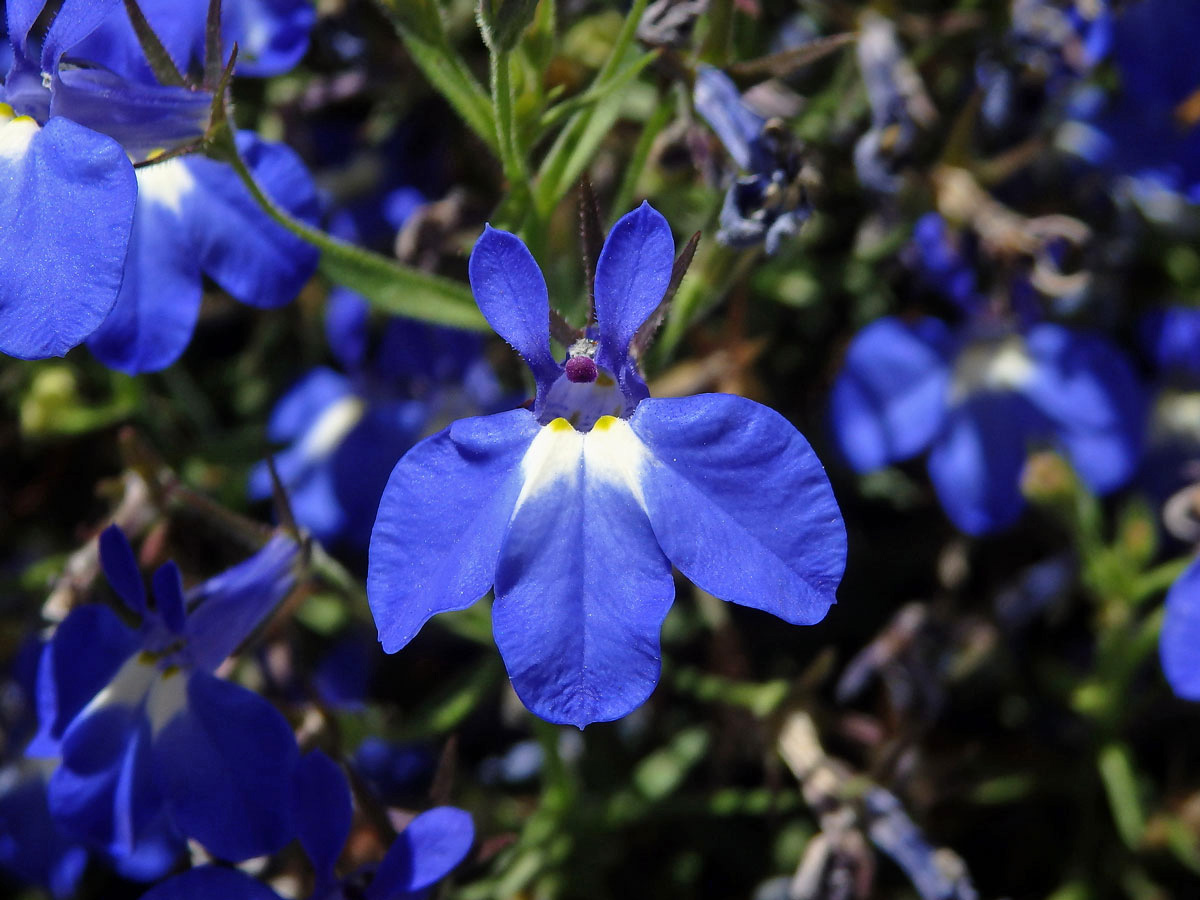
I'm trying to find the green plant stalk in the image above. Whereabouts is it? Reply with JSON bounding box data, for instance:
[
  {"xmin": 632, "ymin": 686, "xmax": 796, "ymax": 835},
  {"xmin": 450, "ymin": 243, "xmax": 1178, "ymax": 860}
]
[
  {"xmin": 211, "ymin": 125, "xmax": 488, "ymax": 331},
  {"xmin": 610, "ymin": 92, "xmax": 674, "ymax": 220},
  {"xmin": 490, "ymin": 47, "xmax": 533, "ymax": 218}
]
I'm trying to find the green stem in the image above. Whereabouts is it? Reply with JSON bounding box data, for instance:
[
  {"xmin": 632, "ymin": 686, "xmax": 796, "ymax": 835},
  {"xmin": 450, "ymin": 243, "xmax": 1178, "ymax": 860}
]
[
  {"xmin": 611, "ymin": 93, "xmax": 674, "ymax": 221},
  {"xmin": 211, "ymin": 126, "xmax": 487, "ymax": 331}
]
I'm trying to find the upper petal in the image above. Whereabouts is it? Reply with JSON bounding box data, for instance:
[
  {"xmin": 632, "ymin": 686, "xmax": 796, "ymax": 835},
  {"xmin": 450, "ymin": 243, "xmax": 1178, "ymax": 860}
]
[
  {"xmin": 98, "ymin": 524, "xmax": 147, "ymax": 616},
  {"xmin": 467, "ymin": 226, "xmax": 560, "ymax": 392},
  {"xmin": 594, "ymin": 202, "xmax": 674, "ymax": 373},
  {"xmin": 693, "ymin": 65, "xmax": 763, "ymax": 171},
  {"xmin": 0, "ymin": 116, "xmax": 134, "ymax": 359},
  {"xmin": 40, "ymin": 0, "xmax": 123, "ymax": 69},
  {"xmin": 829, "ymin": 316, "xmax": 954, "ymax": 472},
  {"xmin": 153, "ymin": 671, "xmax": 298, "ymax": 861},
  {"xmin": 368, "ymin": 409, "xmax": 540, "ymax": 653},
  {"xmin": 493, "ymin": 418, "xmax": 676, "ymax": 727},
  {"xmin": 631, "ymin": 395, "xmax": 846, "ymax": 626}
]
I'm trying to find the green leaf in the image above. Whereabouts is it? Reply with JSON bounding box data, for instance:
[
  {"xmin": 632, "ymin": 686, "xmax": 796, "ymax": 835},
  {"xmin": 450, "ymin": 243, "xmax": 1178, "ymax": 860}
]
[
  {"xmin": 478, "ymin": 0, "xmax": 539, "ymax": 52},
  {"xmin": 375, "ymin": 0, "xmax": 498, "ymax": 153},
  {"xmin": 633, "ymin": 727, "xmax": 710, "ymax": 801},
  {"xmin": 317, "ymin": 239, "xmax": 488, "ymax": 331},
  {"xmin": 529, "ymin": 0, "xmax": 653, "ymax": 218},
  {"xmin": 1097, "ymin": 741, "xmax": 1147, "ymax": 849}
]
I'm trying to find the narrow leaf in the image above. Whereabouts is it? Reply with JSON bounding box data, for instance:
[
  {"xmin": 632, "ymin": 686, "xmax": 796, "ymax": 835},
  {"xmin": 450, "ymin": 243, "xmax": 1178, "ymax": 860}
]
[
  {"xmin": 727, "ymin": 32, "xmax": 858, "ymax": 79},
  {"xmin": 123, "ymin": 0, "xmax": 187, "ymax": 87},
  {"xmin": 578, "ymin": 176, "xmax": 604, "ymax": 321},
  {"xmin": 632, "ymin": 231, "xmax": 700, "ymax": 359},
  {"xmin": 204, "ymin": 0, "xmax": 224, "ymax": 89}
]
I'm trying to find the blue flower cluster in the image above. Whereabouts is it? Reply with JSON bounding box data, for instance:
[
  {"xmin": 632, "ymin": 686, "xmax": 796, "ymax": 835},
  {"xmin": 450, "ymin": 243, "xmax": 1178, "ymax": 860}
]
[
  {"xmin": 5, "ymin": 0, "xmax": 1200, "ymax": 895},
  {"xmin": 0, "ymin": 0, "xmax": 318, "ymax": 370}
]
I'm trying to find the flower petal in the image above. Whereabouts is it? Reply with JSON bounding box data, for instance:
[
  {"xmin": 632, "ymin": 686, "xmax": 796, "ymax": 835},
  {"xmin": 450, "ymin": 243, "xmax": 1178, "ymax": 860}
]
[
  {"xmin": 151, "ymin": 561, "xmax": 187, "ymax": 635},
  {"xmin": 367, "ymin": 806, "xmax": 474, "ymax": 900},
  {"xmin": 49, "ymin": 697, "xmax": 162, "ymax": 855},
  {"xmin": 631, "ymin": 395, "xmax": 845, "ymax": 626},
  {"xmin": 86, "ymin": 159, "xmax": 203, "ymax": 374},
  {"xmin": 926, "ymin": 392, "xmax": 1040, "ymax": 535},
  {"xmin": 183, "ymin": 132, "xmax": 320, "ymax": 310},
  {"xmin": 594, "ymin": 202, "xmax": 674, "ymax": 372},
  {"xmin": 181, "ymin": 536, "xmax": 299, "ymax": 672},
  {"xmin": 30, "ymin": 604, "xmax": 138, "ymax": 756},
  {"xmin": 467, "ymin": 226, "xmax": 560, "ymax": 392},
  {"xmin": 1161, "ymin": 557, "xmax": 1200, "ymax": 700},
  {"xmin": 368, "ymin": 409, "xmax": 540, "ymax": 653},
  {"xmin": 293, "ymin": 750, "xmax": 352, "ymax": 883},
  {"xmin": 139, "ymin": 865, "xmax": 282, "ymax": 900},
  {"xmin": 154, "ymin": 671, "xmax": 298, "ymax": 860},
  {"xmin": 693, "ymin": 65, "xmax": 763, "ymax": 171},
  {"xmin": 1021, "ymin": 323, "xmax": 1145, "ymax": 494},
  {"xmin": 829, "ymin": 316, "xmax": 954, "ymax": 472},
  {"xmin": 41, "ymin": 0, "xmax": 123, "ymax": 68},
  {"xmin": 0, "ymin": 116, "xmax": 134, "ymax": 359},
  {"xmin": 99, "ymin": 524, "xmax": 147, "ymax": 615},
  {"xmin": 0, "ymin": 762, "xmax": 89, "ymax": 899},
  {"xmin": 493, "ymin": 418, "xmax": 675, "ymax": 727}
]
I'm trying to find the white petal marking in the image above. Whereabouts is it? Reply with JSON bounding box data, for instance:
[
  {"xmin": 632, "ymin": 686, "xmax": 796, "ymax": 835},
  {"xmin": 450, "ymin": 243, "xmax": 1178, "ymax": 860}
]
[
  {"xmin": 0, "ymin": 115, "xmax": 38, "ymax": 163},
  {"xmin": 512, "ymin": 416, "xmax": 651, "ymax": 517},
  {"xmin": 136, "ymin": 158, "xmax": 197, "ymax": 215}
]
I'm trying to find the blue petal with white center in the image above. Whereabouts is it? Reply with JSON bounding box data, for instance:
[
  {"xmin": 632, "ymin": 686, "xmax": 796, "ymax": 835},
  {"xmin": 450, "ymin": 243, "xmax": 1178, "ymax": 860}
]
[
  {"xmin": 87, "ymin": 134, "xmax": 319, "ymax": 373},
  {"xmin": 829, "ymin": 316, "xmax": 955, "ymax": 473},
  {"xmin": 1161, "ymin": 556, "xmax": 1200, "ymax": 700},
  {"xmin": 37, "ymin": 528, "xmax": 301, "ymax": 861},
  {"xmin": 0, "ymin": 114, "xmax": 134, "ymax": 359},
  {"xmin": 494, "ymin": 417, "xmax": 676, "ymax": 726},
  {"xmin": 369, "ymin": 203, "xmax": 847, "ymax": 726}
]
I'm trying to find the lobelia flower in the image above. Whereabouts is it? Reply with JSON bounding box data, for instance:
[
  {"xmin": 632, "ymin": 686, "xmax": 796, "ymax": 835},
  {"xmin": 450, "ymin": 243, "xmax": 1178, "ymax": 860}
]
[
  {"xmin": 250, "ymin": 291, "xmax": 505, "ymax": 549},
  {"xmin": 830, "ymin": 220, "xmax": 1144, "ymax": 536},
  {"xmin": 1058, "ymin": 0, "xmax": 1200, "ymax": 216},
  {"xmin": 975, "ymin": 0, "xmax": 1111, "ymax": 146},
  {"xmin": 853, "ymin": 12, "xmax": 934, "ymax": 194},
  {"xmin": 26, "ymin": 526, "xmax": 303, "ymax": 862},
  {"xmin": 368, "ymin": 202, "xmax": 846, "ymax": 728},
  {"xmin": 140, "ymin": 749, "xmax": 474, "ymax": 900},
  {"xmin": 693, "ymin": 65, "xmax": 811, "ymax": 254},
  {"xmin": 72, "ymin": 0, "xmax": 317, "ymax": 80},
  {"xmin": 0, "ymin": 0, "xmax": 320, "ymax": 369}
]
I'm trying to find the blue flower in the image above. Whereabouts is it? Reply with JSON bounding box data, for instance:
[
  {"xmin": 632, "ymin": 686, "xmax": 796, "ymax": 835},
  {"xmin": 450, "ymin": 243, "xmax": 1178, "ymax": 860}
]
[
  {"xmin": 976, "ymin": 0, "xmax": 1112, "ymax": 143},
  {"xmin": 73, "ymin": 0, "xmax": 316, "ymax": 80},
  {"xmin": 1135, "ymin": 307, "xmax": 1200, "ymax": 504},
  {"xmin": 693, "ymin": 66, "xmax": 810, "ymax": 254},
  {"xmin": 140, "ymin": 750, "xmax": 474, "ymax": 900},
  {"xmin": 27, "ymin": 526, "xmax": 303, "ymax": 862},
  {"xmin": 830, "ymin": 303, "xmax": 1145, "ymax": 535},
  {"xmin": 853, "ymin": 12, "xmax": 932, "ymax": 194},
  {"xmin": 0, "ymin": 0, "xmax": 320, "ymax": 367},
  {"xmin": 250, "ymin": 291, "xmax": 505, "ymax": 549},
  {"xmin": 1161, "ymin": 555, "xmax": 1200, "ymax": 700},
  {"xmin": 1060, "ymin": 0, "xmax": 1200, "ymax": 209},
  {"xmin": 367, "ymin": 202, "xmax": 847, "ymax": 728}
]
